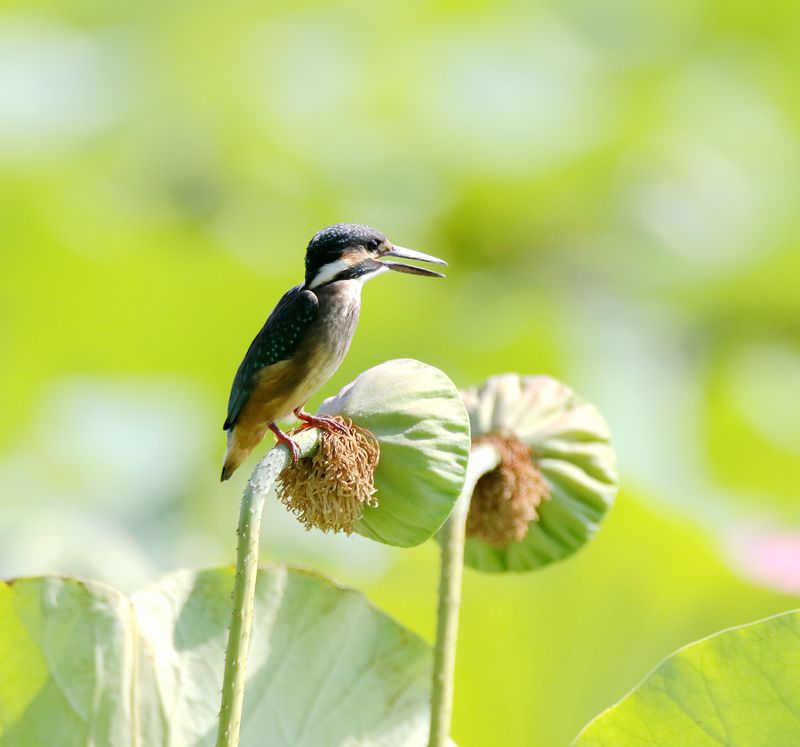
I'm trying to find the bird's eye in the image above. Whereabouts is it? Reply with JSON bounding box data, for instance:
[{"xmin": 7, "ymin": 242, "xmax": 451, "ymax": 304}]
[{"xmin": 368, "ymin": 239, "xmax": 380, "ymax": 250}]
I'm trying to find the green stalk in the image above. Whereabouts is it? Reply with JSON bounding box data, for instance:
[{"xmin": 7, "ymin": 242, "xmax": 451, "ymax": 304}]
[
  {"xmin": 428, "ymin": 444, "xmax": 499, "ymax": 747},
  {"xmin": 216, "ymin": 429, "xmax": 320, "ymax": 747}
]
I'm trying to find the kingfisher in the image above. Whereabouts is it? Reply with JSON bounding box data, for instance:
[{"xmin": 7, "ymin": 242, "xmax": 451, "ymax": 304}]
[{"xmin": 221, "ymin": 223, "xmax": 447, "ymax": 481}]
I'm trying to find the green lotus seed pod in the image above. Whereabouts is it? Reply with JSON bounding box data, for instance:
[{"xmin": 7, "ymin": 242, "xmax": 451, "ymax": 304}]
[
  {"xmin": 316, "ymin": 358, "xmax": 472, "ymax": 547},
  {"xmin": 460, "ymin": 374, "xmax": 618, "ymax": 572}
]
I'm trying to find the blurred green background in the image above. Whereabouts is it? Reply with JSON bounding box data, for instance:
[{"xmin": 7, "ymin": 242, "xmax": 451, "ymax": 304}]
[{"xmin": 2, "ymin": 1, "xmax": 799, "ymax": 745}]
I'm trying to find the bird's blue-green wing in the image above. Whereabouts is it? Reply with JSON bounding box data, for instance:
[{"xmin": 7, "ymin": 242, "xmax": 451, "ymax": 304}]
[{"xmin": 223, "ymin": 285, "xmax": 319, "ymax": 430}]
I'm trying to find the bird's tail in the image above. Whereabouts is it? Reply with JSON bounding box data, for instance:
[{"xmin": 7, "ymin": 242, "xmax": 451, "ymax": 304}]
[
  {"xmin": 220, "ymin": 460, "xmax": 237, "ymax": 482},
  {"xmin": 220, "ymin": 429, "xmax": 249, "ymax": 482}
]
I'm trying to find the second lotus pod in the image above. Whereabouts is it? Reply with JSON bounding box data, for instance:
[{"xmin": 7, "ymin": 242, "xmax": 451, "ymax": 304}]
[{"xmin": 459, "ymin": 374, "xmax": 618, "ymax": 572}]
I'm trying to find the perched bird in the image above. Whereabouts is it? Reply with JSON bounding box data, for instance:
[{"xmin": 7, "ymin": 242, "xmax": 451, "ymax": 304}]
[{"xmin": 221, "ymin": 223, "xmax": 447, "ymax": 481}]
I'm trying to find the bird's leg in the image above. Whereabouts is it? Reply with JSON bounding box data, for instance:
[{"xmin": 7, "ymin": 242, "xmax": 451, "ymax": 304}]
[
  {"xmin": 293, "ymin": 407, "xmax": 349, "ymax": 435},
  {"xmin": 269, "ymin": 422, "xmax": 302, "ymax": 463}
]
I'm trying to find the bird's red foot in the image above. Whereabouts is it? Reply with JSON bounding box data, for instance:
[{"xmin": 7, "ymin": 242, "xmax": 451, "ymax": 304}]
[
  {"xmin": 293, "ymin": 408, "xmax": 349, "ymax": 435},
  {"xmin": 269, "ymin": 422, "xmax": 302, "ymax": 463}
]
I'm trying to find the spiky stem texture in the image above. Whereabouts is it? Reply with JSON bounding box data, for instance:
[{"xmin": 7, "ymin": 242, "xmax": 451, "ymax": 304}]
[
  {"xmin": 428, "ymin": 444, "xmax": 500, "ymax": 747},
  {"xmin": 215, "ymin": 429, "xmax": 320, "ymax": 747}
]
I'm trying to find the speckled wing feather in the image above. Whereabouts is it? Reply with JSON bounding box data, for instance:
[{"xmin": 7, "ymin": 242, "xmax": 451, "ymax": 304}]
[{"xmin": 223, "ymin": 285, "xmax": 319, "ymax": 430}]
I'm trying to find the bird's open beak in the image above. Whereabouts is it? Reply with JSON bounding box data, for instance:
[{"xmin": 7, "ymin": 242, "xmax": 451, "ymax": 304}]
[{"xmin": 381, "ymin": 245, "xmax": 447, "ymax": 278}]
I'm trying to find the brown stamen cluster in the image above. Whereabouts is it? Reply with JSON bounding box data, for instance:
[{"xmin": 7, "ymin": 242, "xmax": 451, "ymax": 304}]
[
  {"xmin": 276, "ymin": 417, "xmax": 380, "ymax": 534},
  {"xmin": 466, "ymin": 432, "xmax": 550, "ymax": 547}
]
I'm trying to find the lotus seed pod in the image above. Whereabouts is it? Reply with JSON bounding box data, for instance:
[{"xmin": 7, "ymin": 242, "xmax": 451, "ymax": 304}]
[
  {"xmin": 460, "ymin": 374, "xmax": 618, "ymax": 572},
  {"xmin": 301, "ymin": 358, "xmax": 472, "ymax": 547}
]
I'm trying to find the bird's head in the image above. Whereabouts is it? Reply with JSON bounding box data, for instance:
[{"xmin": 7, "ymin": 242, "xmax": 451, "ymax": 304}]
[{"xmin": 304, "ymin": 223, "xmax": 447, "ymax": 290}]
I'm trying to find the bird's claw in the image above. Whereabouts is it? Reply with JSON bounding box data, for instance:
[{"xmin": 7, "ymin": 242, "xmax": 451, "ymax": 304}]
[
  {"xmin": 269, "ymin": 423, "xmax": 302, "ymax": 463},
  {"xmin": 294, "ymin": 411, "xmax": 349, "ymax": 435},
  {"xmin": 279, "ymin": 435, "xmax": 302, "ymax": 463}
]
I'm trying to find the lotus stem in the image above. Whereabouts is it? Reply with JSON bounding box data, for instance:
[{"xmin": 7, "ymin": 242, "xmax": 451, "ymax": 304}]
[
  {"xmin": 216, "ymin": 429, "xmax": 320, "ymax": 747},
  {"xmin": 428, "ymin": 444, "xmax": 500, "ymax": 747}
]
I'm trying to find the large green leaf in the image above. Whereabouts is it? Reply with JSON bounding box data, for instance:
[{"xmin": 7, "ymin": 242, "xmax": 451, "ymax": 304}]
[
  {"xmin": 0, "ymin": 567, "xmax": 435, "ymax": 747},
  {"xmin": 576, "ymin": 609, "xmax": 800, "ymax": 746},
  {"xmin": 461, "ymin": 374, "xmax": 618, "ymax": 572},
  {"xmin": 319, "ymin": 358, "xmax": 471, "ymax": 548}
]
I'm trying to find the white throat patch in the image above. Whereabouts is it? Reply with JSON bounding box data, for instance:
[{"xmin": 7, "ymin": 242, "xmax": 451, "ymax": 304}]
[
  {"xmin": 308, "ymin": 259, "xmax": 350, "ymax": 289},
  {"xmin": 309, "ymin": 259, "xmax": 389, "ymax": 288}
]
